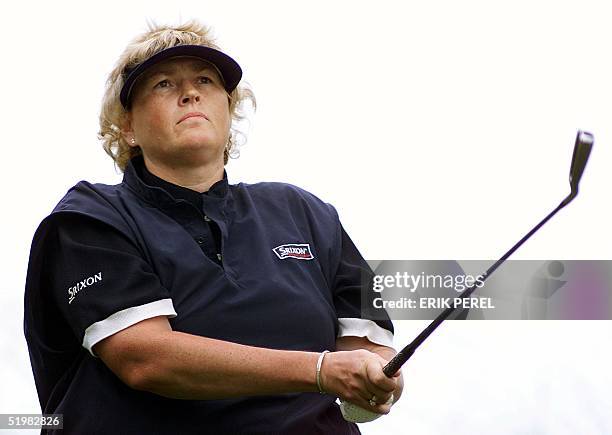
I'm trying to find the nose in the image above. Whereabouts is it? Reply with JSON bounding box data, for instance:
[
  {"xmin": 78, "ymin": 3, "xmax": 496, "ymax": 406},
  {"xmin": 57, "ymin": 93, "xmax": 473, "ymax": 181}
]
[{"xmin": 180, "ymin": 82, "xmax": 201, "ymax": 105}]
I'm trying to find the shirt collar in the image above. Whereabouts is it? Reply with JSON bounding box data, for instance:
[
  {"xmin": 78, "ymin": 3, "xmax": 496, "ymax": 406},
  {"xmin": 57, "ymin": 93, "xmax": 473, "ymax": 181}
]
[{"xmin": 123, "ymin": 155, "xmax": 230, "ymax": 209}]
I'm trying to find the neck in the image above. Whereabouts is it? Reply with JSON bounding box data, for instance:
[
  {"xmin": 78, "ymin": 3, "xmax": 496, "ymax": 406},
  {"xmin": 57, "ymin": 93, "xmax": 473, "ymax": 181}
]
[{"xmin": 142, "ymin": 155, "xmax": 225, "ymax": 193}]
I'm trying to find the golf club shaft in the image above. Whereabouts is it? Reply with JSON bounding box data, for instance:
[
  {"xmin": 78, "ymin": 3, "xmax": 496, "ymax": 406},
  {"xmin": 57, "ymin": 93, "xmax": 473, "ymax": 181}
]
[{"xmin": 382, "ymin": 198, "xmax": 568, "ymax": 377}]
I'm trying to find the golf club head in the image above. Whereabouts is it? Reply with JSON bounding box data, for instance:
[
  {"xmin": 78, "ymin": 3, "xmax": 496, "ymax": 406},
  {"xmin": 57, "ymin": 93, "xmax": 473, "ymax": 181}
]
[{"xmin": 569, "ymin": 130, "xmax": 594, "ymax": 195}]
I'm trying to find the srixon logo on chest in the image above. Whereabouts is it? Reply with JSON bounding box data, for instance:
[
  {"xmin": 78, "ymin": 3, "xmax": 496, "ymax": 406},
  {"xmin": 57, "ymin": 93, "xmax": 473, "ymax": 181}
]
[{"xmin": 273, "ymin": 243, "xmax": 314, "ymax": 260}]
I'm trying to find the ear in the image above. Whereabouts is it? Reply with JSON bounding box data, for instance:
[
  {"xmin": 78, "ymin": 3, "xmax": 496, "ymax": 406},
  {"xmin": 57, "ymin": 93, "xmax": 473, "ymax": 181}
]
[{"xmin": 120, "ymin": 113, "xmax": 137, "ymax": 147}]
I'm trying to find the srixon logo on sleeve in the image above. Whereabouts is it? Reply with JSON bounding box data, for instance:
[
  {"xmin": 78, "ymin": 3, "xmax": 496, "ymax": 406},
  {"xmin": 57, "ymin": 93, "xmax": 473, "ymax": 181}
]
[
  {"xmin": 273, "ymin": 244, "xmax": 314, "ymax": 260},
  {"xmin": 67, "ymin": 272, "xmax": 103, "ymax": 304}
]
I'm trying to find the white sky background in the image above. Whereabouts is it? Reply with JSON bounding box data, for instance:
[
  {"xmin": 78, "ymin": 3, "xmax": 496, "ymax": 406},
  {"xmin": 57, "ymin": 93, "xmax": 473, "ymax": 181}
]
[{"xmin": 1, "ymin": 1, "xmax": 611, "ymax": 434}]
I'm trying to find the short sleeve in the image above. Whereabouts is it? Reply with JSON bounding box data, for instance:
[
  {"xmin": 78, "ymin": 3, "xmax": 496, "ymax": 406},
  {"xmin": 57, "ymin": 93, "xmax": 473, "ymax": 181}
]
[
  {"xmin": 332, "ymin": 225, "xmax": 394, "ymax": 348},
  {"xmin": 42, "ymin": 213, "xmax": 176, "ymax": 355}
]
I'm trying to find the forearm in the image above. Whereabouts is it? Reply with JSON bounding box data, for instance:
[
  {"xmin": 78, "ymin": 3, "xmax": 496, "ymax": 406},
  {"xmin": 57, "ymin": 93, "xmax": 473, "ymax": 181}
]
[
  {"xmin": 103, "ymin": 326, "xmax": 320, "ymax": 400},
  {"xmin": 97, "ymin": 318, "xmax": 401, "ymax": 403}
]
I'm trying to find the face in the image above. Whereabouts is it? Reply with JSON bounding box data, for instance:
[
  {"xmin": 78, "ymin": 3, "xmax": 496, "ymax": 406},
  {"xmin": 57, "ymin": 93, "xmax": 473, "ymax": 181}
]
[{"xmin": 124, "ymin": 57, "xmax": 231, "ymax": 168}]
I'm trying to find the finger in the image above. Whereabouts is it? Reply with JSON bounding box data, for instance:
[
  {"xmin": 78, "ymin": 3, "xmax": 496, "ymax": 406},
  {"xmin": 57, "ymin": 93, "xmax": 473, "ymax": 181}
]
[
  {"xmin": 363, "ymin": 379, "xmax": 394, "ymax": 405},
  {"xmin": 355, "ymin": 386, "xmax": 378, "ymax": 405},
  {"xmin": 374, "ymin": 403, "xmax": 392, "ymax": 415},
  {"xmin": 362, "ymin": 390, "xmax": 395, "ymax": 409},
  {"xmin": 365, "ymin": 363, "xmax": 398, "ymax": 393},
  {"xmin": 351, "ymin": 393, "xmax": 390, "ymax": 415},
  {"xmin": 351, "ymin": 385, "xmax": 386, "ymax": 412},
  {"xmin": 368, "ymin": 396, "xmax": 393, "ymax": 415}
]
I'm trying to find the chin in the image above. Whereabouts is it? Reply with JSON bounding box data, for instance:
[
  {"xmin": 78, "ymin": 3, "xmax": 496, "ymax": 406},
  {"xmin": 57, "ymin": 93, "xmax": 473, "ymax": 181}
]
[
  {"xmin": 175, "ymin": 140, "xmax": 224, "ymax": 162},
  {"xmin": 180, "ymin": 133, "xmax": 223, "ymax": 149}
]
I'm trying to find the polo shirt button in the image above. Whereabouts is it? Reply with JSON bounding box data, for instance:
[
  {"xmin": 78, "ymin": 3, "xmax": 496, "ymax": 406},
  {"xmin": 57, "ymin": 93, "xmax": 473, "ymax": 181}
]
[
  {"xmin": 196, "ymin": 237, "xmax": 205, "ymax": 244},
  {"xmin": 217, "ymin": 253, "xmax": 222, "ymax": 261},
  {"xmin": 204, "ymin": 215, "xmax": 211, "ymax": 222}
]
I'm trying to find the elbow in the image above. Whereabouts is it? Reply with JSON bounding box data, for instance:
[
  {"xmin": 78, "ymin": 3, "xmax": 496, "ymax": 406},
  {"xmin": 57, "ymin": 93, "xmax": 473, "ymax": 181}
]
[
  {"xmin": 96, "ymin": 340, "xmax": 171, "ymax": 394},
  {"xmin": 121, "ymin": 361, "xmax": 158, "ymax": 392},
  {"xmin": 93, "ymin": 317, "xmax": 177, "ymax": 395},
  {"xmin": 119, "ymin": 359, "xmax": 183, "ymax": 399}
]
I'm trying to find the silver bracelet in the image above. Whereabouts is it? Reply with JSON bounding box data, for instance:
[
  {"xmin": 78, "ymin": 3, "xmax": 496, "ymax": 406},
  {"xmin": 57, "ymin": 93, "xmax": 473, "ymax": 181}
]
[{"xmin": 316, "ymin": 350, "xmax": 330, "ymax": 394}]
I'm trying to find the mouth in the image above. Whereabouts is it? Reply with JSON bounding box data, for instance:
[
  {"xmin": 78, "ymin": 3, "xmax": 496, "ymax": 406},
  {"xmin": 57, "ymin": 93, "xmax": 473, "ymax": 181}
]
[{"xmin": 178, "ymin": 112, "xmax": 209, "ymax": 124}]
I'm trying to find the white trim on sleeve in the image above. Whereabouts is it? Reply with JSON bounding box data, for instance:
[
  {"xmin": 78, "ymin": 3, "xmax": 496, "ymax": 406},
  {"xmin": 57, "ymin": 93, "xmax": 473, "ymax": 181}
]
[
  {"xmin": 82, "ymin": 298, "xmax": 177, "ymax": 356},
  {"xmin": 337, "ymin": 318, "xmax": 394, "ymax": 348}
]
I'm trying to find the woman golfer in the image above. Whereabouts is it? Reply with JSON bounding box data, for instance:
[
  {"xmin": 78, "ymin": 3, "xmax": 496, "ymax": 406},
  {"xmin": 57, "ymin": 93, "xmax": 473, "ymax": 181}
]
[{"xmin": 24, "ymin": 20, "xmax": 403, "ymax": 434}]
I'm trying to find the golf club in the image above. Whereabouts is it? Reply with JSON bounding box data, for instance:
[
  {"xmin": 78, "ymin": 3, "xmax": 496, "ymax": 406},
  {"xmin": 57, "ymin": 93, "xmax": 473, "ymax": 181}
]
[
  {"xmin": 341, "ymin": 130, "xmax": 594, "ymax": 423},
  {"xmin": 384, "ymin": 129, "xmax": 593, "ymax": 375}
]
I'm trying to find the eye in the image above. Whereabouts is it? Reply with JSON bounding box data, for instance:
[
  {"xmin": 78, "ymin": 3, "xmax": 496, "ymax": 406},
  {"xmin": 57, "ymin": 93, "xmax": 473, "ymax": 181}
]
[
  {"xmin": 197, "ymin": 76, "xmax": 213, "ymax": 84},
  {"xmin": 154, "ymin": 79, "xmax": 171, "ymax": 89}
]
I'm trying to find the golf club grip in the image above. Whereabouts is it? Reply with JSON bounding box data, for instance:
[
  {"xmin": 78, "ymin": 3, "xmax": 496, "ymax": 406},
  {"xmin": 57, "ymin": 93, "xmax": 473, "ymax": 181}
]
[
  {"xmin": 381, "ymin": 293, "xmax": 470, "ymax": 377},
  {"xmin": 383, "ymin": 349, "xmax": 413, "ymax": 377},
  {"xmin": 382, "ymin": 279, "xmax": 484, "ymax": 377}
]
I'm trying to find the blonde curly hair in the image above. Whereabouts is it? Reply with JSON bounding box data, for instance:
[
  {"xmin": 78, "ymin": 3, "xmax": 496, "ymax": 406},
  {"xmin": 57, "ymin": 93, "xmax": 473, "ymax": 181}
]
[{"xmin": 99, "ymin": 20, "xmax": 255, "ymax": 171}]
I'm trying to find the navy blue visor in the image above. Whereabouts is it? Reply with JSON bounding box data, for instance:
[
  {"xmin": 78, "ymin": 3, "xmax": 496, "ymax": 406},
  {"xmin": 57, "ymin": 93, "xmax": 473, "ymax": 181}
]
[{"xmin": 120, "ymin": 44, "xmax": 242, "ymax": 109}]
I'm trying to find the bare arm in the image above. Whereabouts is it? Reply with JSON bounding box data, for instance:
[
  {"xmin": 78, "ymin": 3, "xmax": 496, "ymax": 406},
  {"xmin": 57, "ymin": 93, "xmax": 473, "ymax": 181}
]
[
  {"xmin": 95, "ymin": 316, "xmax": 401, "ymax": 415},
  {"xmin": 94, "ymin": 316, "xmax": 320, "ymax": 400}
]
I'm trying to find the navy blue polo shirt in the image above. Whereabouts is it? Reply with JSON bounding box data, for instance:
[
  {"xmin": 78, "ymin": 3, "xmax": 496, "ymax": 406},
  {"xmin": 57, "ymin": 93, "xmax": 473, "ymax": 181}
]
[{"xmin": 24, "ymin": 156, "xmax": 394, "ymax": 434}]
